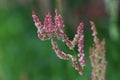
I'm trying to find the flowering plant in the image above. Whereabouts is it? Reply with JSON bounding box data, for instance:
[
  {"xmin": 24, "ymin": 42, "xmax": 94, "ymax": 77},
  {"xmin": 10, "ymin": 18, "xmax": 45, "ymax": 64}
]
[{"xmin": 32, "ymin": 9, "xmax": 107, "ymax": 79}]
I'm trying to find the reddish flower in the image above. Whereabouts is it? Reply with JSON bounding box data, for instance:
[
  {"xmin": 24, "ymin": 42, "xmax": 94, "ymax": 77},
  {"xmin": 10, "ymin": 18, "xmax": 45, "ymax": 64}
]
[{"xmin": 32, "ymin": 9, "xmax": 86, "ymax": 76}]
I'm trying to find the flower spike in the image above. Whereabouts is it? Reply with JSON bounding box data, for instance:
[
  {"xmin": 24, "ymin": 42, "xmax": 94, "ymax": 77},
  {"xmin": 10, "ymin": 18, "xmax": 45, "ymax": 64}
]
[{"xmin": 32, "ymin": 9, "xmax": 86, "ymax": 76}]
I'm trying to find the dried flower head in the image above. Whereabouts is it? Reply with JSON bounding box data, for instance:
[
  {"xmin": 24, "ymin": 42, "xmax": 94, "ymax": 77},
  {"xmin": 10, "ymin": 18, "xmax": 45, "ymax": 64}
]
[{"xmin": 89, "ymin": 21, "xmax": 107, "ymax": 80}]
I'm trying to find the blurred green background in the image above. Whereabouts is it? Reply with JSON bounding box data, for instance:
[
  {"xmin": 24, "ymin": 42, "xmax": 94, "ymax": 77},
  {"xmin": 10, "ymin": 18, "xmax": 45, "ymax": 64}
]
[{"xmin": 0, "ymin": 0, "xmax": 120, "ymax": 80}]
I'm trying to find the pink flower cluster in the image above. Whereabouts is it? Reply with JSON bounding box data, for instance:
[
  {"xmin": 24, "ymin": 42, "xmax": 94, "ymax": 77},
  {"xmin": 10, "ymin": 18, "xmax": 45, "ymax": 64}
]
[
  {"xmin": 32, "ymin": 9, "xmax": 86, "ymax": 75},
  {"xmin": 32, "ymin": 9, "xmax": 64, "ymax": 40}
]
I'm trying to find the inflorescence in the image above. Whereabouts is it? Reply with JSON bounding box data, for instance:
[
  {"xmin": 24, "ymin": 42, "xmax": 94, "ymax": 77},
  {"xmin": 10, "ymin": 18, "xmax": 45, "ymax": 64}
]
[
  {"xmin": 32, "ymin": 9, "xmax": 85, "ymax": 75},
  {"xmin": 32, "ymin": 9, "xmax": 106, "ymax": 77},
  {"xmin": 89, "ymin": 21, "xmax": 107, "ymax": 80}
]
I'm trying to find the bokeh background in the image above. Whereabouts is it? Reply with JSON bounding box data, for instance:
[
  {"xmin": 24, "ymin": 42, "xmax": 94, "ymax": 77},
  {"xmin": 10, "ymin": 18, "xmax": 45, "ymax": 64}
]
[{"xmin": 0, "ymin": 0, "xmax": 120, "ymax": 80}]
